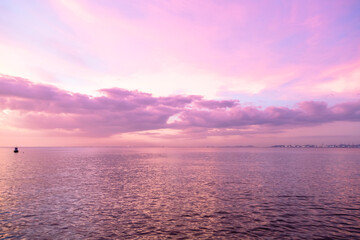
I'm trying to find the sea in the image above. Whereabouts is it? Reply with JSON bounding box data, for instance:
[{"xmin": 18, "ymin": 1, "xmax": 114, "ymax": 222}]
[{"xmin": 0, "ymin": 147, "xmax": 359, "ymax": 239}]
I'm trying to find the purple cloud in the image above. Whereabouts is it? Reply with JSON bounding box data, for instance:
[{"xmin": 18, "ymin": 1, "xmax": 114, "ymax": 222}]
[{"xmin": 0, "ymin": 75, "xmax": 359, "ymax": 137}]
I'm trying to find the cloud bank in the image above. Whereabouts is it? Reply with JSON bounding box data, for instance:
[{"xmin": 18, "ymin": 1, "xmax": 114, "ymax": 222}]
[{"xmin": 0, "ymin": 75, "xmax": 359, "ymax": 137}]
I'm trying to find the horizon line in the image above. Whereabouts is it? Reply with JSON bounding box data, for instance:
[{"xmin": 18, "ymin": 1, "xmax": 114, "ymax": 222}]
[{"xmin": 1, "ymin": 144, "xmax": 360, "ymax": 149}]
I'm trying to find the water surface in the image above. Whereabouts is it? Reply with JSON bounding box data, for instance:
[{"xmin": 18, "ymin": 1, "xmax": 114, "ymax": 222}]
[{"xmin": 0, "ymin": 147, "xmax": 359, "ymax": 239}]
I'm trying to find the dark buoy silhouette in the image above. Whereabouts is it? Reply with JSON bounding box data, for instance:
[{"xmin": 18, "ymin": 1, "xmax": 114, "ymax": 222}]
[{"xmin": 14, "ymin": 147, "xmax": 19, "ymax": 153}]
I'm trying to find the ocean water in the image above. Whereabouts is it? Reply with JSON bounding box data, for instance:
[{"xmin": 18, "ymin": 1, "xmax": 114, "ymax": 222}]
[{"xmin": 0, "ymin": 147, "xmax": 359, "ymax": 239}]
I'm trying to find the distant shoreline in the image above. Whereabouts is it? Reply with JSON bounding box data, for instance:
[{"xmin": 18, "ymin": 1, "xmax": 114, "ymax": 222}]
[
  {"xmin": 271, "ymin": 144, "xmax": 360, "ymax": 149},
  {"xmin": 1, "ymin": 145, "xmax": 360, "ymax": 149}
]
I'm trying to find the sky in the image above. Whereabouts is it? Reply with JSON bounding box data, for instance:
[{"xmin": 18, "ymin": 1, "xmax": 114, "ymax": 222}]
[{"xmin": 0, "ymin": 0, "xmax": 360, "ymax": 147}]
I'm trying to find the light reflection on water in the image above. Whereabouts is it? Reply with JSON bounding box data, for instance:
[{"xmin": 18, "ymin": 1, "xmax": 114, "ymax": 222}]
[{"xmin": 0, "ymin": 147, "xmax": 360, "ymax": 239}]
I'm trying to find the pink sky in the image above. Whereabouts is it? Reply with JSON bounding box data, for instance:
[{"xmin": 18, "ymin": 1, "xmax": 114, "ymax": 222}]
[{"xmin": 0, "ymin": 0, "xmax": 359, "ymax": 146}]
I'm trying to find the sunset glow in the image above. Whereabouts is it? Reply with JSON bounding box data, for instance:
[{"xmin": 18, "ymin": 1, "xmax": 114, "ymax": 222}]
[{"xmin": 1, "ymin": 0, "xmax": 359, "ymax": 146}]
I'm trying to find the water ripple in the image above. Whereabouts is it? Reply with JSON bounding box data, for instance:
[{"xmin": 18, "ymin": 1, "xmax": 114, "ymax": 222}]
[{"xmin": 0, "ymin": 147, "xmax": 360, "ymax": 239}]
